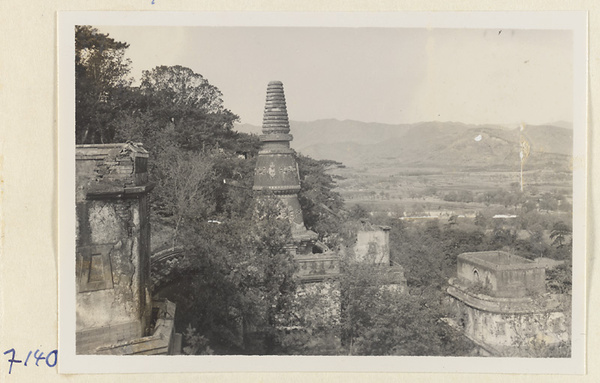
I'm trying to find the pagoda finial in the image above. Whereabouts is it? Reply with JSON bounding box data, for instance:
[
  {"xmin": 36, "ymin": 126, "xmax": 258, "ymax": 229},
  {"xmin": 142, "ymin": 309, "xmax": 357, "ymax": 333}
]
[{"xmin": 262, "ymin": 80, "xmax": 291, "ymax": 136}]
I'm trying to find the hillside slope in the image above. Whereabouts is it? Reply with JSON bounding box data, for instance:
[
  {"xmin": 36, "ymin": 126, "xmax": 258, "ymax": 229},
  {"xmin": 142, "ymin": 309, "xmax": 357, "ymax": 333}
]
[{"xmin": 235, "ymin": 120, "xmax": 572, "ymax": 171}]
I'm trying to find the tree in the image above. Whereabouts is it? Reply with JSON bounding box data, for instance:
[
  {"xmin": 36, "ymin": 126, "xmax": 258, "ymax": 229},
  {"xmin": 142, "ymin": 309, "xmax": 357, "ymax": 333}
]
[
  {"xmin": 141, "ymin": 65, "xmax": 224, "ymax": 113},
  {"xmin": 550, "ymin": 221, "xmax": 572, "ymax": 249},
  {"xmin": 182, "ymin": 324, "xmax": 214, "ymax": 355},
  {"xmin": 165, "ymin": 194, "xmax": 297, "ymax": 354},
  {"xmin": 151, "ymin": 148, "xmax": 218, "ymax": 247},
  {"xmin": 296, "ymin": 154, "xmax": 345, "ymax": 243},
  {"xmin": 539, "ymin": 192, "xmax": 559, "ymax": 212},
  {"xmin": 98, "ymin": 62, "xmax": 260, "ymax": 231},
  {"xmin": 456, "ymin": 190, "xmax": 474, "ymax": 203},
  {"xmin": 546, "ymin": 261, "xmax": 572, "ymax": 295},
  {"xmin": 75, "ymin": 25, "xmax": 132, "ymax": 143},
  {"xmin": 138, "ymin": 65, "xmax": 239, "ymax": 152},
  {"xmin": 444, "ymin": 191, "xmax": 458, "ymax": 202},
  {"xmin": 274, "ymin": 280, "xmax": 343, "ymax": 355},
  {"xmin": 350, "ymin": 291, "xmax": 472, "ymax": 356},
  {"xmin": 348, "ymin": 204, "xmax": 370, "ymax": 221},
  {"xmin": 338, "ymin": 258, "xmax": 472, "ymax": 356}
]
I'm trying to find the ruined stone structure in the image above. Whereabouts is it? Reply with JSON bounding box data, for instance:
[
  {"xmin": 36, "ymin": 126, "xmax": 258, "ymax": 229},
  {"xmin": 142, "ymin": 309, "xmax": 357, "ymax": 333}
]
[
  {"xmin": 76, "ymin": 143, "xmax": 179, "ymax": 355},
  {"xmin": 349, "ymin": 221, "xmax": 407, "ymax": 290},
  {"xmin": 447, "ymin": 251, "xmax": 569, "ymax": 356},
  {"xmin": 353, "ymin": 224, "xmax": 391, "ymax": 265}
]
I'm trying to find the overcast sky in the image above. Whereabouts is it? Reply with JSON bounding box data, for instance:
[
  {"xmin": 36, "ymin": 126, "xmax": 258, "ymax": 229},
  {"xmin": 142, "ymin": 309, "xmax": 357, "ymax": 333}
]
[{"xmin": 95, "ymin": 26, "xmax": 573, "ymax": 127}]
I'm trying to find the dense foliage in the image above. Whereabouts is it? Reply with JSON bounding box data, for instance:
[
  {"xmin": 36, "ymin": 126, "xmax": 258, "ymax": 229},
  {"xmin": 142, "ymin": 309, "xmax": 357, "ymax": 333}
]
[
  {"xmin": 337, "ymin": 261, "xmax": 473, "ymax": 356},
  {"xmin": 296, "ymin": 155, "xmax": 345, "ymax": 244},
  {"xmin": 75, "ymin": 25, "xmax": 132, "ymax": 144}
]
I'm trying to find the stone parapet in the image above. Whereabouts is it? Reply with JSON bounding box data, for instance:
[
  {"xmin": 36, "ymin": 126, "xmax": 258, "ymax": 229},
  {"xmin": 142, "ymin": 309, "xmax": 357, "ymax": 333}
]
[
  {"xmin": 76, "ymin": 142, "xmax": 150, "ymax": 199},
  {"xmin": 94, "ymin": 299, "xmax": 178, "ymax": 355},
  {"xmin": 295, "ymin": 253, "xmax": 341, "ymax": 283},
  {"xmin": 447, "ymin": 278, "xmax": 561, "ymax": 314}
]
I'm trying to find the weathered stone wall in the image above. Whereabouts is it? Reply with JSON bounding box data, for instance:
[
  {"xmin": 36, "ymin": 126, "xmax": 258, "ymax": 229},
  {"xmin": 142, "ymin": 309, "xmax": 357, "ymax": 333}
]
[
  {"xmin": 457, "ymin": 253, "xmax": 546, "ymax": 298},
  {"xmin": 75, "ymin": 143, "xmax": 180, "ymax": 355},
  {"xmin": 76, "ymin": 143, "xmax": 148, "ymax": 195},
  {"xmin": 449, "ymin": 297, "xmax": 569, "ymax": 356},
  {"xmin": 75, "ymin": 144, "xmax": 152, "ymax": 345},
  {"xmin": 449, "ymin": 251, "xmax": 568, "ymax": 356},
  {"xmin": 76, "ymin": 198, "xmax": 148, "ymax": 332},
  {"xmin": 76, "ymin": 321, "xmax": 142, "ymax": 355},
  {"xmin": 353, "ymin": 228, "xmax": 390, "ymax": 265}
]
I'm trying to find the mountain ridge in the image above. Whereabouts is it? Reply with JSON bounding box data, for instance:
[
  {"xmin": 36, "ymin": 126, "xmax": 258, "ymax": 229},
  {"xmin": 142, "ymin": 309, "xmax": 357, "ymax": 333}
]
[{"xmin": 235, "ymin": 119, "xmax": 572, "ymax": 171}]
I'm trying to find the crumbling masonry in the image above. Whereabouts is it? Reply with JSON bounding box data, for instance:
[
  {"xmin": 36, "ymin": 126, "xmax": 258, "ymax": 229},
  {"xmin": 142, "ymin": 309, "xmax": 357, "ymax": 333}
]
[
  {"xmin": 75, "ymin": 143, "xmax": 179, "ymax": 355},
  {"xmin": 447, "ymin": 251, "xmax": 569, "ymax": 356}
]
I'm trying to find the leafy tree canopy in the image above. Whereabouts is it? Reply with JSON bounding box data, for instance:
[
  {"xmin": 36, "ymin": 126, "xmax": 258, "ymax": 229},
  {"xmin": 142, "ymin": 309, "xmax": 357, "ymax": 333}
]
[
  {"xmin": 296, "ymin": 154, "xmax": 345, "ymax": 245},
  {"xmin": 75, "ymin": 25, "xmax": 132, "ymax": 144},
  {"xmin": 162, "ymin": 195, "xmax": 297, "ymax": 354}
]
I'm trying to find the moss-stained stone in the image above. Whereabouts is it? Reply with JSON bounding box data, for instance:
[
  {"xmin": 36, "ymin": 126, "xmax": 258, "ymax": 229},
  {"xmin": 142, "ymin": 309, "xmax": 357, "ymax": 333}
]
[
  {"xmin": 447, "ymin": 251, "xmax": 569, "ymax": 356},
  {"xmin": 75, "ymin": 143, "xmax": 177, "ymax": 355}
]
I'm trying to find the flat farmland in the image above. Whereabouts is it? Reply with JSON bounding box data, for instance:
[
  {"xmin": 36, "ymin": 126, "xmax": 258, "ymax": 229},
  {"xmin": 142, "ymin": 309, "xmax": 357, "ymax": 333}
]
[{"xmin": 331, "ymin": 165, "xmax": 572, "ymax": 217}]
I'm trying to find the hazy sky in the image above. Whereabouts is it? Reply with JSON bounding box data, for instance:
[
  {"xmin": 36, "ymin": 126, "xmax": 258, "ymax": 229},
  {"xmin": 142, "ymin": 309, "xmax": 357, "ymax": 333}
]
[{"xmin": 96, "ymin": 26, "xmax": 573, "ymax": 127}]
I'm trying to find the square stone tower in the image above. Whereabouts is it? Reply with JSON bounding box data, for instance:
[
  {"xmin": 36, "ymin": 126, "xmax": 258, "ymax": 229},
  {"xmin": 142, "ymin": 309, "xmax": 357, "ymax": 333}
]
[
  {"xmin": 447, "ymin": 251, "xmax": 569, "ymax": 356},
  {"xmin": 75, "ymin": 143, "xmax": 178, "ymax": 355}
]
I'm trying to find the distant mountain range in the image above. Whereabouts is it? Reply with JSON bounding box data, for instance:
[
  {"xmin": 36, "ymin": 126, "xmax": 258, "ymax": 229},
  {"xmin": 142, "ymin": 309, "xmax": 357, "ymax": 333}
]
[{"xmin": 235, "ymin": 119, "xmax": 572, "ymax": 171}]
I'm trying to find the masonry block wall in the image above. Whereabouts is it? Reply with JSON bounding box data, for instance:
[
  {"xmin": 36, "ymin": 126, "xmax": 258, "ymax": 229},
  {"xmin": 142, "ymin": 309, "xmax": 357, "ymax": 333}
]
[
  {"xmin": 456, "ymin": 251, "xmax": 546, "ymax": 298},
  {"xmin": 449, "ymin": 299, "xmax": 569, "ymax": 356},
  {"xmin": 75, "ymin": 143, "xmax": 154, "ymax": 353},
  {"xmin": 353, "ymin": 225, "xmax": 391, "ymax": 265}
]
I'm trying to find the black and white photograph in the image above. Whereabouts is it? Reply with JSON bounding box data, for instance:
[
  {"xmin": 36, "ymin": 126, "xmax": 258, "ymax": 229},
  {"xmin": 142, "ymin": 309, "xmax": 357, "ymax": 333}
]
[{"xmin": 59, "ymin": 11, "xmax": 586, "ymax": 373}]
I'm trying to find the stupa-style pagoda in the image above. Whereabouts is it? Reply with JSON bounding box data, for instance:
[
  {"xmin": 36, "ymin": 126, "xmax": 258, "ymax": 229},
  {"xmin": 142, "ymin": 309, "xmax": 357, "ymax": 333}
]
[
  {"xmin": 252, "ymin": 81, "xmax": 404, "ymax": 287},
  {"xmin": 253, "ymin": 81, "xmax": 319, "ymax": 254}
]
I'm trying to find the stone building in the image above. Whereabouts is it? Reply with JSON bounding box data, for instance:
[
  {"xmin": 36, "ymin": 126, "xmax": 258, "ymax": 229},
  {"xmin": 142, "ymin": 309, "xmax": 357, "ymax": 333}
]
[
  {"xmin": 447, "ymin": 251, "xmax": 569, "ymax": 356},
  {"xmin": 348, "ymin": 220, "xmax": 406, "ymax": 290},
  {"xmin": 353, "ymin": 223, "xmax": 391, "ymax": 265},
  {"xmin": 75, "ymin": 143, "xmax": 179, "ymax": 355},
  {"xmin": 253, "ymin": 81, "xmax": 340, "ymax": 282}
]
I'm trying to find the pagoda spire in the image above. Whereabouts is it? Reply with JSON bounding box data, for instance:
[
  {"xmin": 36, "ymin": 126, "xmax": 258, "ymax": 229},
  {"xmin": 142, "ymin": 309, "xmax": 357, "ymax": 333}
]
[{"xmin": 253, "ymin": 81, "xmax": 317, "ymax": 244}]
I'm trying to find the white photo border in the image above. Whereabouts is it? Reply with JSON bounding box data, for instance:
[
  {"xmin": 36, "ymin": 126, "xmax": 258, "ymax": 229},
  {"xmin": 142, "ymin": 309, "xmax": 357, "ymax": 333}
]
[{"xmin": 58, "ymin": 11, "xmax": 587, "ymax": 374}]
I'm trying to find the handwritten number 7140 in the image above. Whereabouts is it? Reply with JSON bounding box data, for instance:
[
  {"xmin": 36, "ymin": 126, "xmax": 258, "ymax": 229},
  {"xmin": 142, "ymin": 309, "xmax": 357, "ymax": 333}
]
[{"xmin": 3, "ymin": 348, "xmax": 57, "ymax": 374}]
